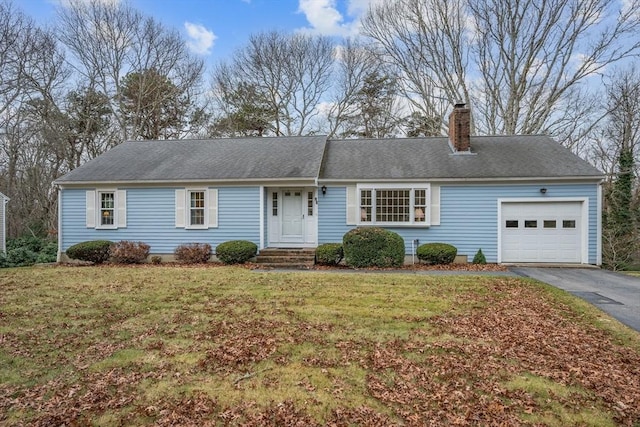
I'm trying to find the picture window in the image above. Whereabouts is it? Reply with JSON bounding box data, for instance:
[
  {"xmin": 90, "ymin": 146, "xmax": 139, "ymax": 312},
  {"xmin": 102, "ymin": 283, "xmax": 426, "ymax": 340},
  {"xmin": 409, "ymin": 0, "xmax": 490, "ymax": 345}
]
[{"xmin": 358, "ymin": 185, "xmax": 429, "ymax": 225}]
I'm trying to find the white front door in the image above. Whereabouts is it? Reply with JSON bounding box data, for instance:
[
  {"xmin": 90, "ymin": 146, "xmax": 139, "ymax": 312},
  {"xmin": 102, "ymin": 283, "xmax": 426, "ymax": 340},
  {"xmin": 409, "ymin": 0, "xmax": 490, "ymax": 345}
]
[
  {"xmin": 267, "ymin": 187, "xmax": 317, "ymax": 247},
  {"xmin": 281, "ymin": 189, "xmax": 304, "ymax": 242}
]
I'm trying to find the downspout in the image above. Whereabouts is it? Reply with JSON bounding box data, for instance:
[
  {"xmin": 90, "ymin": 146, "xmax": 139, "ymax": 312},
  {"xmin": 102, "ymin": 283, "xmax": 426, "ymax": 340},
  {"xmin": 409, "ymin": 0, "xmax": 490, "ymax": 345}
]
[
  {"xmin": 596, "ymin": 180, "xmax": 603, "ymax": 266},
  {"xmin": 259, "ymin": 186, "xmax": 265, "ymax": 250},
  {"xmin": 2, "ymin": 195, "xmax": 7, "ymax": 253},
  {"xmin": 57, "ymin": 186, "xmax": 62, "ymax": 262}
]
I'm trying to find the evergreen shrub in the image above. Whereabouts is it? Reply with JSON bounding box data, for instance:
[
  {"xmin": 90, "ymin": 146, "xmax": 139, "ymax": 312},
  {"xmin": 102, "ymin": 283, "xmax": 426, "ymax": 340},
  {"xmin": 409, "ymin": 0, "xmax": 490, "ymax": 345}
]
[
  {"xmin": 66, "ymin": 240, "xmax": 113, "ymax": 264},
  {"xmin": 472, "ymin": 249, "xmax": 487, "ymax": 264},
  {"xmin": 343, "ymin": 227, "xmax": 405, "ymax": 268},
  {"xmin": 215, "ymin": 240, "xmax": 257, "ymax": 264},
  {"xmin": 315, "ymin": 243, "xmax": 343, "ymax": 265},
  {"xmin": 416, "ymin": 243, "xmax": 457, "ymax": 265}
]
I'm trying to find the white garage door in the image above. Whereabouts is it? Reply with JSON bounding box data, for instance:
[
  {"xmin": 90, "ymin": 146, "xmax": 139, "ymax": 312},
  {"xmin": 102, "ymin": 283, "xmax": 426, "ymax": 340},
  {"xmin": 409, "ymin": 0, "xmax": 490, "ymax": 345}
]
[{"xmin": 501, "ymin": 201, "xmax": 583, "ymax": 263}]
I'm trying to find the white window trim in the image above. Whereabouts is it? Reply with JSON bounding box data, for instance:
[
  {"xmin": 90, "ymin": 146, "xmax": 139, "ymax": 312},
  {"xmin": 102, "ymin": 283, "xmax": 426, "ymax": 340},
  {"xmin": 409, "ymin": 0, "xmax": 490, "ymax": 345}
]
[
  {"xmin": 186, "ymin": 188, "xmax": 208, "ymax": 230},
  {"xmin": 176, "ymin": 188, "xmax": 218, "ymax": 229},
  {"xmin": 356, "ymin": 183, "xmax": 431, "ymax": 227},
  {"xmin": 89, "ymin": 189, "xmax": 128, "ymax": 230},
  {"xmin": 97, "ymin": 190, "xmax": 117, "ymax": 229}
]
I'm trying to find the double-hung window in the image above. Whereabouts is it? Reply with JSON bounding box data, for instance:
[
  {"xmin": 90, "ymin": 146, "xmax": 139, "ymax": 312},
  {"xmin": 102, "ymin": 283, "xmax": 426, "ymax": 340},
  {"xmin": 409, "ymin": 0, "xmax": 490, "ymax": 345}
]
[
  {"xmin": 99, "ymin": 191, "xmax": 115, "ymax": 226},
  {"xmin": 188, "ymin": 190, "xmax": 206, "ymax": 227},
  {"xmin": 175, "ymin": 188, "xmax": 218, "ymax": 229},
  {"xmin": 358, "ymin": 184, "xmax": 430, "ymax": 226},
  {"xmin": 86, "ymin": 189, "xmax": 126, "ymax": 229}
]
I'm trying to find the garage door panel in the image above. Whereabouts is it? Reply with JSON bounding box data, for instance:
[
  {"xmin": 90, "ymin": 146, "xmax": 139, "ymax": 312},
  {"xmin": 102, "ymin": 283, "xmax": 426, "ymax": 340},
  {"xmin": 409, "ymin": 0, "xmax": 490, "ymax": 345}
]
[{"xmin": 501, "ymin": 201, "xmax": 583, "ymax": 263}]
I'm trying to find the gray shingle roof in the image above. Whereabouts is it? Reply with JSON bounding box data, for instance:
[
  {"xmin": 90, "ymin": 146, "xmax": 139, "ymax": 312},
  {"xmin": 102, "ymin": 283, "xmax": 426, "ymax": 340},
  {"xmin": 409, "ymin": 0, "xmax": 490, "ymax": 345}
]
[
  {"xmin": 55, "ymin": 135, "xmax": 328, "ymax": 183},
  {"xmin": 55, "ymin": 134, "xmax": 603, "ymax": 184},
  {"xmin": 320, "ymin": 135, "xmax": 603, "ymax": 180}
]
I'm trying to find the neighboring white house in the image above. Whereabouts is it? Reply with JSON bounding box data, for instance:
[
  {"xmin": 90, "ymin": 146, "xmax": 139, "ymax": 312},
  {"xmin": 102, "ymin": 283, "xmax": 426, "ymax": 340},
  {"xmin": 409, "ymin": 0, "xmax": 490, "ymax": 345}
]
[{"xmin": 0, "ymin": 192, "xmax": 9, "ymax": 253}]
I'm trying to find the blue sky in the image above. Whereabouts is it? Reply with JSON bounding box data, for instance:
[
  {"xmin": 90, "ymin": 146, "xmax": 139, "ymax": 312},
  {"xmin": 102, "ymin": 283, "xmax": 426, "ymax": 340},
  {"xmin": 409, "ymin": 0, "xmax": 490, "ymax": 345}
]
[{"xmin": 18, "ymin": 0, "xmax": 376, "ymax": 64}]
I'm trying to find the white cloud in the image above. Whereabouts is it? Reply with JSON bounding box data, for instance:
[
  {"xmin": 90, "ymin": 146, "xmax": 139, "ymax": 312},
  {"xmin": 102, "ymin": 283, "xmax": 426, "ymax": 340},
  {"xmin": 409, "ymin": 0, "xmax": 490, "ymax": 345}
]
[
  {"xmin": 184, "ymin": 22, "xmax": 216, "ymax": 55},
  {"xmin": 346, "ymin": 0, "xmax": 381, "ymax": 16},
  {"xmin": 572, "ymin": 53, "xmax": 605, "ymax": 77},
  {"xmin": 297, "ymin": 0, "xmax": 384, "ymax": 36},
  {"xmin": 298, "ymin": 0, "xmax": 350, "ymax": 36}
]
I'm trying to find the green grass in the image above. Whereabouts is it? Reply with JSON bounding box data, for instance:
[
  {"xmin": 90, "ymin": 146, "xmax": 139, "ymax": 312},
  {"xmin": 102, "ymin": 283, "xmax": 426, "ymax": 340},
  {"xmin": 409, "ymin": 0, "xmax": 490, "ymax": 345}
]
[{"xmin": 1, "ymin": 265, "xmax": 639, "ymax": 426}]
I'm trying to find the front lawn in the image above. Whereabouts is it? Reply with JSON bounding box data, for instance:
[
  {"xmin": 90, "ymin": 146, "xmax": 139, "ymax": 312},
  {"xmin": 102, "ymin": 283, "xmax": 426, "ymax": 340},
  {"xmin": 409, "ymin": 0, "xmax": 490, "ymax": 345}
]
[{"xmin": 1, "ymin": 266, "xmax": 639, "ymax": 426}]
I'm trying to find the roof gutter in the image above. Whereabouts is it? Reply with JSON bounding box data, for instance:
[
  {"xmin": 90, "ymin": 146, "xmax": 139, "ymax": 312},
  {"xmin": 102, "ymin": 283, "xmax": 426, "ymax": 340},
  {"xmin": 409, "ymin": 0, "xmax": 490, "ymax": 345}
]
[
  {"xmin": 54, "ymin": 177, "xmax": 320, "ymax": 187},
  {"xmin": 318, "ymin": 176, "xmax": 606, "ymax": 184}
]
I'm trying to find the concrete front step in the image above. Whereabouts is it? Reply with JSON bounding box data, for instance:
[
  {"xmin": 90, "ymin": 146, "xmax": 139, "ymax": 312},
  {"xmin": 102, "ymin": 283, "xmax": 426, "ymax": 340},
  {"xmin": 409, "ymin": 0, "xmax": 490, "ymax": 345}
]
[
  {"xmin": 258, "ymin": 249, "xmax": 316, "ymax": 256},
  {"xmin": 254, "ymin": 262, "xmax": 314, "ymax": 270},
  {"xmin": 256, "ymin": 256, "xmax": 316, "ymax": 263},
  {"xmin": 255, "ymin": 248, "xmax": 316, "ymax": 267}
]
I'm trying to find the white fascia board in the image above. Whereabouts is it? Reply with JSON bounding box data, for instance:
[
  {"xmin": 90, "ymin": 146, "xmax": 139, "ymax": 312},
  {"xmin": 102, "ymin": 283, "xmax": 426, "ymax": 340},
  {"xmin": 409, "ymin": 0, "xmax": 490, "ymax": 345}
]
[
  {"xmin": 56, "ymin": 178, "xmax": 319, "ymax": 189},
  {"xmin": 319, "ymin": 177, "xmax": 604, "ymax": 185}
]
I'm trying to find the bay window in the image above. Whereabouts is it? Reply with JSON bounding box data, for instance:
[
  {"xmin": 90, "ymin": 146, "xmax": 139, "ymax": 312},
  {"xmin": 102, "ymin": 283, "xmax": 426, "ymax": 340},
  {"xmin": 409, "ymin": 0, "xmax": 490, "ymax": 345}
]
[{"xmin": 358, "ymin": 184, "xmax": 430, "ymax": 226}]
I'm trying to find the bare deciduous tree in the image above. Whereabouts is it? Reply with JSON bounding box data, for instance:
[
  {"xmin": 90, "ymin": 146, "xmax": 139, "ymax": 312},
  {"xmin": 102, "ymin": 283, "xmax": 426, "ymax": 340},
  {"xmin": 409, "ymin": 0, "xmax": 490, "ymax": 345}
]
[
  {"xmin": 212, "ymin": 31, "xmax": 334, "ymax": 136},
  {"xmin": 0, "ymin": 1, "xmax": 70, "ymax": 238},
  {"xmin": 56, "ymin": 0, "xmax": 205, "ymax": 141},
  {"xmin": 595, "ymin": 68, "xmax": 640, "ymax": 269},
  {"xmin": 361, "ymin": 0, "xmax": 469, "ymax": 129},
  {"xmin": 362, "ymin": 0, "xmax": 640, "ymax": 141},
  {"xmin": 324, "ymin": 39, "xmax": 392, "ymax": 138}
]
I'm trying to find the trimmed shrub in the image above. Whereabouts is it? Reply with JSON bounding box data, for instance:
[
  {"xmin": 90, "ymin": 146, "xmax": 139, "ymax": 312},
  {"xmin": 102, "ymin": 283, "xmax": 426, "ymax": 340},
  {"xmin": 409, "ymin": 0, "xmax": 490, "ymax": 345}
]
[
  {"xmin": 36, "ymin": 241, "xmax": 58, "ymax": 264},
  {"xmin": 4, "ymin": 247, "xmax": 39, "ymax": 267},
  {"xmin": 150, "ymin": 255, "xmax": 162, "ymax": 265},
  {"xmin": 472, "ymin": 248, "xmax": 487, "ymax": 264},
  {"xmin": 7, "ymin": 235, "xmax": 43, "ymax": 253},
  {"xmin": 343, "ymin": 227, "xmax": 405, "ymax": 268},
  {"xmin": 0, "ymin": 253, "xmax": 10, "ymax": 268},
  {"xmin": 66, "ymin": 240, "xmax": 113, "ymax": 264},
  {"xmin": 174, "ymin": 243, "xmax": 212, "ymax": 264},
  {"xmin": 416, "ymin": 242, "xmax": 457, "ymax": 265},
  {"xmin": 0, "ymin": 237, "xmax": 58, "ymax": 267},
  {"xmin": 216, "ymin": 240, "xmax": 257, "ymax": 264},
  {"xmin": 315, "ymin": 243, "xmax": 344, "ymax": 266},
  {"xmin": 109, "ymin": 241, "xmax": 150, "ymax": 264}
]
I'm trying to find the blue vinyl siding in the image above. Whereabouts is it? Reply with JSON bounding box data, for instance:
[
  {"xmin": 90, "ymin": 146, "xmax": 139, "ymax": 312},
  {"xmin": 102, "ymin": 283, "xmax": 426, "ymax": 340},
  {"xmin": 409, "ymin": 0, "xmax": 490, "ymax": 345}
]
[
  {"xmin": 318, "ymin": 187, "xmax": 352, "ymax": 243},
  {"xmin": 318, "ymin": 184, "xmax": 599, "ymax": 263},
  {"xmin": 60, "ymin": 187, "xmax": 261, "ymax": 253}
]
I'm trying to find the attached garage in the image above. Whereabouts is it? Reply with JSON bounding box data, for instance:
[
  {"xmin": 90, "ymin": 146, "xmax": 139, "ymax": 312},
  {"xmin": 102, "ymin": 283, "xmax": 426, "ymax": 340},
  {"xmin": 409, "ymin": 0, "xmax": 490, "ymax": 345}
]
[{"xmin": 499, "ymin": 199, "xmax": 587, "ymax": 264}]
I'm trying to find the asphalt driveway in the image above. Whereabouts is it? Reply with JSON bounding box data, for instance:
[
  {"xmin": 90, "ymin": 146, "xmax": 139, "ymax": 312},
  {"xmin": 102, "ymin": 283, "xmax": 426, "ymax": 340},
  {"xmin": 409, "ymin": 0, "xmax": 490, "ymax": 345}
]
[{"xmin": 510, "ymin": 267, "xmax": 640, "ymax": 333}]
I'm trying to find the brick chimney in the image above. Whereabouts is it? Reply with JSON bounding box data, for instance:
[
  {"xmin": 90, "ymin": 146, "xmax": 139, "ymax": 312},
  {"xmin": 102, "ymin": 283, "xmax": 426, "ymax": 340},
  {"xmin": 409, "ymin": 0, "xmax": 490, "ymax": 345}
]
[{"xmin": 448, "ymin": 103, "xmax": 471, "ymax": 152}]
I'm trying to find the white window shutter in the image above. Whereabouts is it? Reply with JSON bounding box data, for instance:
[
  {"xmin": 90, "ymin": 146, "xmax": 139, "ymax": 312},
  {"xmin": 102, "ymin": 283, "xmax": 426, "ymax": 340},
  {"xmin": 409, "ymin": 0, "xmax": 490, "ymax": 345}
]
[
  {"xmin": 430, "ymin": 185, "xmax": 440, "ymax": 225},
  {"xmin": 208, "ymin": 188, "xmax": 218, "ymax": 228},
  {"xmin": 86, "ymin": 190, "xmax": 96, "ymax": 228},
  {"xmin": 175, "ymin": 189, "xmax": 186, "ymax": 228},
  {"xmin": 116, "ymin": 190, "xmax": 127, "ymax": 228},
  {"xmin": 346, "ymin": 186, "xmax": 357, "ymax": 225}
]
